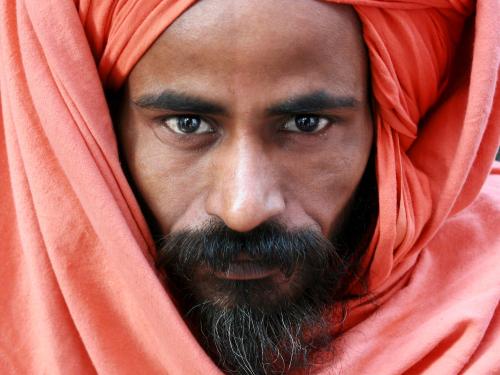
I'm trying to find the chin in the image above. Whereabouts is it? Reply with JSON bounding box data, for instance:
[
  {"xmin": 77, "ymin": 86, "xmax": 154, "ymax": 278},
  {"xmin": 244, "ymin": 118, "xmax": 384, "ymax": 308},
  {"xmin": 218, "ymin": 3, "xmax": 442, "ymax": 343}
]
[{"xmin": 174, "ymin": 268, "xmax": 339, "ymax": 375}]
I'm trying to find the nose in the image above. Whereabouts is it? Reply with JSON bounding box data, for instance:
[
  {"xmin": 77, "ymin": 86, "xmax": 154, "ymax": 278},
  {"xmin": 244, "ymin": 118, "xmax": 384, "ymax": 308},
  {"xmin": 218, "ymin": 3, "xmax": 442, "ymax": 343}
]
[{"xmin": 205, "ymin": 137, "xmax": 285, "ymax": 232}]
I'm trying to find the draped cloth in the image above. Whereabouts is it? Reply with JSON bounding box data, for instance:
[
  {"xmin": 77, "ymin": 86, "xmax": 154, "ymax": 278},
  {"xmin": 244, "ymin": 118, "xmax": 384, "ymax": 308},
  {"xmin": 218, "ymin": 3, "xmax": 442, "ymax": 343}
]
[{"xmin": 0, "ymin": 0, "xmax": 499, "ymax": 373}]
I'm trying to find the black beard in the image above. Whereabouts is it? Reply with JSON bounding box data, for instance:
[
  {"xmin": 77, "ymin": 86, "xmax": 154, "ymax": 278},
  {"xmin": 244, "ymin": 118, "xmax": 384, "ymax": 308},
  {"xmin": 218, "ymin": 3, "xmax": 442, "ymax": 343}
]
[
  {"xmin": 155, "ymin": 158, "xmax": 377, "ymax": 374},
  {"xmin": 156, "ymin": 221, "xmax": 345, "ymax": 374}
]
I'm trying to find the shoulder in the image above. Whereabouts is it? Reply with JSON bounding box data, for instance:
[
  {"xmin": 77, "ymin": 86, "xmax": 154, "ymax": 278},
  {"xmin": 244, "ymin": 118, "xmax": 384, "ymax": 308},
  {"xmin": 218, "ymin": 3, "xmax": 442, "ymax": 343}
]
[
  {"xmin": 430, "ymin": 165, "xmax": 500, "ymax": 263},
  {"xmin": 421, "ymin": 166, "xmax": 500, "ymax": 373}
]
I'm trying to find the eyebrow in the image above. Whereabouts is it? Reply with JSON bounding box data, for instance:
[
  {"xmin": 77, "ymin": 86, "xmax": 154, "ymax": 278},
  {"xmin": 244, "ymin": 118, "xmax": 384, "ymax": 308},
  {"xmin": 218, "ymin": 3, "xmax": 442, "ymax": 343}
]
[
  {"xmin": 133, "ymin": 89, "xmax": 360, "ymax": 116},
  {"xmin": 266, "ymin": 90, "xmax": 360, "ymax": 115},
  {"xmin": 133, "ymin": 90, "xmax": 227, "ymax": 115}
]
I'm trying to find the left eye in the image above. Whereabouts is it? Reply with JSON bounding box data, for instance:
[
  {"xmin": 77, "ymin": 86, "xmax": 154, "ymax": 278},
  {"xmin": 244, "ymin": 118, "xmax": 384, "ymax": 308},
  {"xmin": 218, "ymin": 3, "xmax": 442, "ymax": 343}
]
[
  {"xmin": 161, "ymin": 115, "xmax": 214, "ymax": 134},
  {"xmin": 282, "ymin": 115, "xmax": 330, "ymax": 133}
]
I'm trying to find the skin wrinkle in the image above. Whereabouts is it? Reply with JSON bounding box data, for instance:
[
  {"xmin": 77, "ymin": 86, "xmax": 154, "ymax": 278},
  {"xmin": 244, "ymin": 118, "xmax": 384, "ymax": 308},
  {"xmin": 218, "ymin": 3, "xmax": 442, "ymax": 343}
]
[{"xmin": 113, "ymin": 0, "xmax": 377, "ymax": 373}]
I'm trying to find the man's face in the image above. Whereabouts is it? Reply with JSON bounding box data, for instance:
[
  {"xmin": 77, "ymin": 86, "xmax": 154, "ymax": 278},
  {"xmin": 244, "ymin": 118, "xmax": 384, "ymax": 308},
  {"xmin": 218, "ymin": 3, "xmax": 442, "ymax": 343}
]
[{"xmin": 115, "ymin": 0, "xmax": 374, "ymax": 373}]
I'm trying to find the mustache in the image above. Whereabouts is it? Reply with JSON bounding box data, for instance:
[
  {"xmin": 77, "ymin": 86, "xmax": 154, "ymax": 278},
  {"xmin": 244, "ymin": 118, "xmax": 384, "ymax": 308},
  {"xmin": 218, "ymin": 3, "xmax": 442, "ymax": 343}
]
[{"xmin": 156, "ymin": 219, "xmax": 349, "ymax": 279}]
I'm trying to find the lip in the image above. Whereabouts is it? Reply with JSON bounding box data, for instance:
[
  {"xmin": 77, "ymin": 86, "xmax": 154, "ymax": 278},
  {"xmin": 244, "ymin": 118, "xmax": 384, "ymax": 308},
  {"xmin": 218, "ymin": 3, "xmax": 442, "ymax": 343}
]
[{"xmin": 213, "ymin": 261, "xmax": 280, "ymax": 281}]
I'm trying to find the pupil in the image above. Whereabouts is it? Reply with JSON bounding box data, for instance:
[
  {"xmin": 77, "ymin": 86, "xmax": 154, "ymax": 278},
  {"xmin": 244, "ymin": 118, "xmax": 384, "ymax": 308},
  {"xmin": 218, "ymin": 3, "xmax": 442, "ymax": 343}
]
[
  {"xmin": 178, "ymin": 116, "xmax": 201, "ymax": 133},
  {"xmin": 295, "ymin": 116, "xmax": 319, "ymax": 132}
]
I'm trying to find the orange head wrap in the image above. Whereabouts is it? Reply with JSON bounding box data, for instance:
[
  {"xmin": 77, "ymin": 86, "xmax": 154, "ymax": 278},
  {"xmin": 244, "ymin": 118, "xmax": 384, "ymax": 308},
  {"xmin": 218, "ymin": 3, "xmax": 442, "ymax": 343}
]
[{"xmin": 1, "ymin": 0, "xmax": 499, "ymax": 373}]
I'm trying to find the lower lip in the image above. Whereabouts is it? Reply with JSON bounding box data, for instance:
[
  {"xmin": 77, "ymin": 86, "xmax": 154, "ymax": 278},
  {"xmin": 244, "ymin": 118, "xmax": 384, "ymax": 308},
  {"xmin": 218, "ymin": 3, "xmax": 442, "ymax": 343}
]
[{"xmin": 213, "ymin": 262, "xmax": 280, "ymax": 281}]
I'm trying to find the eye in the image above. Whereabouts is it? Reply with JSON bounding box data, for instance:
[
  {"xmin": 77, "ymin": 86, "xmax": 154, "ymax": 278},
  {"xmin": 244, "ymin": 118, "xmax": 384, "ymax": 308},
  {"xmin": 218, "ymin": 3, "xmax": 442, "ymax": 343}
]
[
  {"xmin": 161, "ymin": 115, "xmax": 214, "ymax": 134},
  {"xmin": 282, "ymin": 115, "xmax": 330, "ymax": 133}
]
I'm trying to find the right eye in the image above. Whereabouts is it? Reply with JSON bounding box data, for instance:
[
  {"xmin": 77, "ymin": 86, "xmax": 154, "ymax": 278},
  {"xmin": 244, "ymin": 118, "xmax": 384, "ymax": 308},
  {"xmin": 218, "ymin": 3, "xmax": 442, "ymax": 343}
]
[
  {"xmin": 281, "ymin": 115, "xmax": 331, "ymax": 133},
  {"xmin": 161, "ymin": 115, "xmax": 214, "ymax": 135}
]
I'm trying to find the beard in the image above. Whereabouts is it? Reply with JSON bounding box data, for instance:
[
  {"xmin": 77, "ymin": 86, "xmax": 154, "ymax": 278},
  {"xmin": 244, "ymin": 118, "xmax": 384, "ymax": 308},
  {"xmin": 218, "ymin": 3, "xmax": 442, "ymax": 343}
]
[{"xmin": 154, "ymin": 158, "xmax": 377, "ymax": 375}]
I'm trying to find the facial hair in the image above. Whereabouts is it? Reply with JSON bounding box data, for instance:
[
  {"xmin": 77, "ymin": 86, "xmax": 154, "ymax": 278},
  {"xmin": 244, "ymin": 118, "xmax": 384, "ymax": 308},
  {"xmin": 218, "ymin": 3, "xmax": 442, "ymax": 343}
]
[{"xmin": 157, "ymin": 221, "xmax": 345, "ymax": 374}]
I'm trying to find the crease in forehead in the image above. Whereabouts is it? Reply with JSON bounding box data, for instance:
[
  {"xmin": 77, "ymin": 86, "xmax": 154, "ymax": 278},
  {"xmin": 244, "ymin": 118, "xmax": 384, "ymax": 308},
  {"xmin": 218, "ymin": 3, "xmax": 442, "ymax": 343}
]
[
  {"xmin": 128, "ymin": 0, "xmax": 368, "ymax": 110},
  {"xmin": 155, "ymin": 0, "xmax": 364, "ymax": 67},
  {"xmin": 165, "ymin": 0, "xmax": 360, "ymax": 39}
]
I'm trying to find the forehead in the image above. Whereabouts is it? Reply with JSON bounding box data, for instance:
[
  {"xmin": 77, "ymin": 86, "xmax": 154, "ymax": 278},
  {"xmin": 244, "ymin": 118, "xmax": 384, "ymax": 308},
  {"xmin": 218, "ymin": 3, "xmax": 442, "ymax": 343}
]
[{"xmin": 128, "ymin": 0, "xmax": 367, "ymax": 104}]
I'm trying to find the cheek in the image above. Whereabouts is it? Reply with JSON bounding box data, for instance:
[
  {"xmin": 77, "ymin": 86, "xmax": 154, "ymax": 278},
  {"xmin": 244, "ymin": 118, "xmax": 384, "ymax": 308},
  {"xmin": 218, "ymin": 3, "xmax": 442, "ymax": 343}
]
[
  {"xmin": 279, "ymin": 119, "xmax": 373, "ymax": 235},
  {"xmin": 118, "ymin": 116, "xmax": 208, "ymax": 232}
]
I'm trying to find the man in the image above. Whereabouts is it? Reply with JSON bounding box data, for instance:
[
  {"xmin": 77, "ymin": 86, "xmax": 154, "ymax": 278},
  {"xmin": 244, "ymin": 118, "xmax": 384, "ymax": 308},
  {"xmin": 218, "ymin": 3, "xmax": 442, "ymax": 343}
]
[
  {"xmin": 0, "ymin": 0, "xmax": 499, "ymax": 374},
  {"xmin": 114, "ymin": 2, "xmax": 377, "ymax": 373}
]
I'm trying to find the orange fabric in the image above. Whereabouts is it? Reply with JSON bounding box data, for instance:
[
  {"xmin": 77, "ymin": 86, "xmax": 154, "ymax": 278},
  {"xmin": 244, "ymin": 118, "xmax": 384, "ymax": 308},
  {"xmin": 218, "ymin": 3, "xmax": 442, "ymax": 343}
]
[{"xmin": 0, "ymin": 0, "xmax": 498, "ymax": 374}]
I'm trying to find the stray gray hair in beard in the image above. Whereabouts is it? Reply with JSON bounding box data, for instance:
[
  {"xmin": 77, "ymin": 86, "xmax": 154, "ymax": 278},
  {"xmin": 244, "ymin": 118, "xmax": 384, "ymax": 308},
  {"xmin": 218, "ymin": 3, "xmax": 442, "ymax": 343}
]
[{"xmin": 193, "ymin": 292, "xmax": 334, "ymax": 375}]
